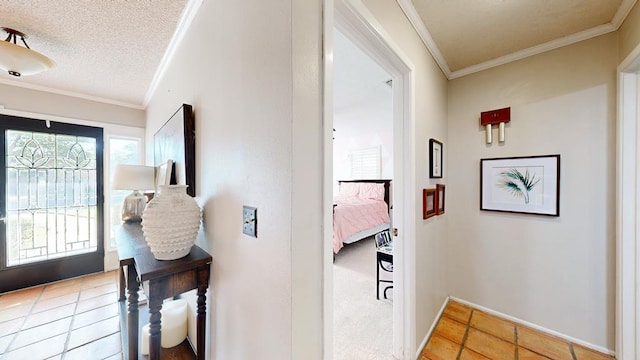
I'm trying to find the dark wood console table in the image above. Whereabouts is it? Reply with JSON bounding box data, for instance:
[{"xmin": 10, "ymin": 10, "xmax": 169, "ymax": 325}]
[{"xmin": 115, "ymin": 224, "xmax": 212, "ymax": 360}]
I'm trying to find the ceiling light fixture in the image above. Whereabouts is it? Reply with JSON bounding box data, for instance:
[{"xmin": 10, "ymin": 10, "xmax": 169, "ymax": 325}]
[{"xmin": 0, "ymin": 27, "xmax": 55, "ymax": 77}]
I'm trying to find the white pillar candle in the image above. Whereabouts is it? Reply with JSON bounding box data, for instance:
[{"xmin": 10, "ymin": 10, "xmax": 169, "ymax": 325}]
[
  {"xmin": 160, "ymin": 299, "xmax": 188, "ymax": 348},
  {"xmin": 498, "ymin": 121, "xmax": 506, "ymax": 142},
  {"xmin": 485, "ymin": 123, "xmax": 492, "ymax": 144},
  {"xmin": 140, "ymin": 299, "xmax": 189, "ymax": 354},
  {"xmin": 141, "ymin": 323, "xmax": 151, "ymax": 355}
]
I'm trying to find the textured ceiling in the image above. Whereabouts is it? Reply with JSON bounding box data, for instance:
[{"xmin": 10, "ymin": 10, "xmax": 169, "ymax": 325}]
[
  {"xmin": 0, "ymin": 1, "xmax": 637, "ymax": 109},
  {"xmin": 405, "ymin": 0, "xmax": 635, "ymax": 77},
  {"xmin": 0, "ymin": 0, "xmax": 188, "ymax": 108}
]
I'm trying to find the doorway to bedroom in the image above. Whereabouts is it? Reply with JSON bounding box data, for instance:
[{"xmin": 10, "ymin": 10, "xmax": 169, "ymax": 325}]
[{"xmin": 332, "ymin": 27, "xmax": 395, "ymax": 359}]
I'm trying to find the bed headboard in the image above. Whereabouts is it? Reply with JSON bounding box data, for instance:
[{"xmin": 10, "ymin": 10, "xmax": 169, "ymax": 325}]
[{"xmin": 337, "ymin": 179, "xmax": 392, "ymax": 211}]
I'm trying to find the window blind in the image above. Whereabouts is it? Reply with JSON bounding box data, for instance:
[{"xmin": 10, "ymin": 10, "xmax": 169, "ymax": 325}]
[{"xmin": 349, "ymin": 145, "xmax": 381, "ymax": 179}]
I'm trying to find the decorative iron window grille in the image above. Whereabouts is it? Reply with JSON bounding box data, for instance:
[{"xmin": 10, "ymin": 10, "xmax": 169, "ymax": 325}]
[{"xmin": 5, "ymin": 130, "xmax": 98, "ymax": 266}]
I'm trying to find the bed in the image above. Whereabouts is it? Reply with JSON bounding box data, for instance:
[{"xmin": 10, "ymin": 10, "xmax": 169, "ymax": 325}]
[{"xmin": 333, "ymin": 179, "xmax": 392, "ymax": 254}]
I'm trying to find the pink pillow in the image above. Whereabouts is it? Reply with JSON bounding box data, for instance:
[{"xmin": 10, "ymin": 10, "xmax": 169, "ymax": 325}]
[
  {"xmin": 339, "ymin": 182, "xmax": 360, "ymax": 196},
  {"xmin": 359, "ymin": 183, "xmax": 385, "ymax": 201}
]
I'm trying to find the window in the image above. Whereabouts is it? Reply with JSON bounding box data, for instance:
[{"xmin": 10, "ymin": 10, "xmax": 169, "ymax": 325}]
[
  {"xmin": 5, "ymin": 130, "xmax": 99, "ymax": 265},
  {"xmin": 108, "ymin": 137, "xmax": 141, "ymax": 247},
  {"xmin": 349, "ymin": 145, "xmax": 381, "ymax": 179}
]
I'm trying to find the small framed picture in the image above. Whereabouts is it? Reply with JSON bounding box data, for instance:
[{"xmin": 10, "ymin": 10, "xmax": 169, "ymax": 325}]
[
  {"xmin": 423, "ymin": 188, "xmax": 436, "ymax": 219},
  {"xmin": 429, "ymin": 139, "xmax": 443, "ymax": 178},
  {"xmin": 480, "ymin": 154, "xmax": 560, "ymax": 216},
  {"xmin": 155, "ymin": 159, "xmax": 173, "ymax": 193},
  {"xmin": 436, "ymin": 184, "xmax": 445, "ymax": 215}
]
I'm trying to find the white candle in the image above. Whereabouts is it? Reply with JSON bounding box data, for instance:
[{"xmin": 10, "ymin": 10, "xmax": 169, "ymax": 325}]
[
  {"xmin": 160, "ymin": 299, "xmax": 188, "ymax": 348},
  {"xmin": 498, "ymin": 121, "xmax": 506, "ymax": 142},
  {"xmin": 140, "ymin": 298, "xmax": 189, "ymax": 354},
  {"xmin": 485, "ymin": 123, "xmax": 493, "ymax": 144},
  {"xmin": 141, "ymin": 323, "xmax": 151, "ymax": 355}
]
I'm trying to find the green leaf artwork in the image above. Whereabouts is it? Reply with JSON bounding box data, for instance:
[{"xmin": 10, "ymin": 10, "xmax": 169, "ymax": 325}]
[{"xmin": 498, "ymin": 168, "xmax": 540, "ymax": 204}]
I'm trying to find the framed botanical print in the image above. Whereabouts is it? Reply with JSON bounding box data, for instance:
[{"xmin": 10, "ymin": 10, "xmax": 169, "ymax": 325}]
[
  {"xmin": 429, "ymin": 139, "xmax": 443, "ymax": 178},
  {"xmin": 480, "ymin": 155, "xmax": 560, "ymax": 216}
]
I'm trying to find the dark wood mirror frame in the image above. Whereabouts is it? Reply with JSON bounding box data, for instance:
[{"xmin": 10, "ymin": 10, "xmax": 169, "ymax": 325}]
[{"xmin": 154, "ymin": 104, "xmax": 196, "ymax": 197}]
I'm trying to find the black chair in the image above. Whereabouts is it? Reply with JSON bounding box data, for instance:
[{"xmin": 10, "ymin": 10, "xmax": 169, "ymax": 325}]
[{"xmin": 375, "ymin": 231, "xmax": 393, "ymax": 300}]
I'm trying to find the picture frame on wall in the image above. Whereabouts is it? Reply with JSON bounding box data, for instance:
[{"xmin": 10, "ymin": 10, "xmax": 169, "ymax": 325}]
[
  {"xmin": 480, "ymin": 154, "xmax": 560, "ymax": 216},
  {"xmin": 154, "ymin": 104, "xmax": 196, "ymax": 197},
  {"xmin": 423, "ymin": 188, "xmax": 436, "ymax": 219},
  {"xmin": 436, "ymin": 184, "xmax": 445, "ymax": 215},
  {"xmin": 429, "ymin": 139, "xmax": 443, "ymax": 178}
]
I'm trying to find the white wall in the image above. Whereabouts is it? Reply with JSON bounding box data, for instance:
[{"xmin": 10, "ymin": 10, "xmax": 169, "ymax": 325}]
[
  {"xmin": 447, "ymin": 33, "xmax": 617, "ymax": 349},
  {"xmin": 0, "ymin": 83, "xmax": 144, "ymax": 127},
  {"xmin": 619, "ymin": 1, "xmax": 640, "ymax": 61},
  {"xmin": 333, "ymin": 28, "xmax": 393, "ymax": 183},
  {"xmin": 144, "ymin": 0, "xmax": 322, "ymax": 359},
  {"xmin": 333, "ymin": 110, "xmax": 393, "ymax": 182},
  {"xmin": 361, "ymin": 0, "xmax": 449, "ymax": 347}
]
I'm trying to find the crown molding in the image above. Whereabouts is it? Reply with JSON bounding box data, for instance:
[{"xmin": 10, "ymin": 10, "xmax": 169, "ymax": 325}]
[
  {"xmin": 397, "ymin": 0, "xmax": 637, "ymax": 80},
  {"xmin": 396, "ymin": 0, "xmax": 451, "ymax": 78},
  {"xmin": 449, "ymin": 23, "xmax": 617, "ymax": 79},
  {"xmin": 142, "ymin": 0, "xmax": 204, "ymax": 108},
  {"xmin": 612, "ymin": 0, "xmax": 638, "ymax": 28},
  {"xmin": 0, "ymin": 77, "xmax": 145, "ymax": 110},
  {"xmin": 0, "ymin": 0, "xmax": 204, "ymax": 111}
]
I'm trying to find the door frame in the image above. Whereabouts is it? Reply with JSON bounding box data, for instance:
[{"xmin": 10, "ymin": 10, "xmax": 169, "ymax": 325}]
[
  {"xmin": 324, "ymin": 0, "xmax": 417, "ymax": 358},
  {"xmin": 0, "ymin": 113, "xmax": 105, "ymax": 292},
  {"xmin": 0, "ymin": 107, "xmax": 145, "ymax": 274},
  {"xmin": 616, "ymin": 43, "xmax": 640, "ymax": 360}
]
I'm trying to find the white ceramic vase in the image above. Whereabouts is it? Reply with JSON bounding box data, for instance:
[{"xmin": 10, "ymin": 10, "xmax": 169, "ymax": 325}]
[{"xmin": 141, "ymin": 185, "xmax": 201, "ymax": 260}]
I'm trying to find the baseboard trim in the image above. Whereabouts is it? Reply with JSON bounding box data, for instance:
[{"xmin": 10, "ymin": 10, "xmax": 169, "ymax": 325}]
[
  {"xmin": 415, "ymin": 297, "xmax": 450, "ymax": 359},
  {"xmin": 449, "ymin": 296, "xmax": 616, "ymax": 357}
]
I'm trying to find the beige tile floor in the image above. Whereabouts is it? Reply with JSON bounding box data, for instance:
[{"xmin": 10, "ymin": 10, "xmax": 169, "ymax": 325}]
[
  {"xmin": 421, "ymin": 300, "xmax": 615, "ymax": 360},
  {"xmin": 3, "ymin": 274, "xmax": 615, "ymax": 360},
  {"xmin": 0, "ymin": 271, "xmax": 122, "ymax": 360},
  {"xmin": 0, "ymin": 271, "xmax": 196, "ymax": 360}
]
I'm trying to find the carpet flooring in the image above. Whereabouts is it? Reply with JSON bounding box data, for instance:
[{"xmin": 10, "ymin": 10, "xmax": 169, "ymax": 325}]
[{"xmin": 333, "ymin": 237, "xmax": 394, "ymax": 360}]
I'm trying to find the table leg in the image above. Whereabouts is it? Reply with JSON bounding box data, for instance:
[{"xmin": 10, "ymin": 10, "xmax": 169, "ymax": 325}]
[
  {"xmin": 148, "ymin": 295, "xmax": 163, "ymax": 360},
  {"xmin": 384, "ymin": 286, "xmax": 393, "ymax": 299},
  {"xmin": 118, "ymin": 265, "xmax": 126, "ymax": 301},
  {"xmin": 126, "ymin": 265, "xmax": 139, "ymax": 360},
  {"xmin": 196, "ymin": 270, "xmax": 208, "ymax": 360},
  {"xmin": 376, "ymin": 253, "xmax": 380, "ymax": 300}
]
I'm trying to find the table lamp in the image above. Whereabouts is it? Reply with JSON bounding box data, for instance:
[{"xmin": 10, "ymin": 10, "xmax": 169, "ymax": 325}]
[{"xmin": 112, "ymin": 164, "xmax": 155, "ymax": 222}]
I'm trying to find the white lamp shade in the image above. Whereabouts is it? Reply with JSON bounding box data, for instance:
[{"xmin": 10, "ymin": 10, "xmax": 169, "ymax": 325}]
[
  {"xmin": 112, "ymin": 165, "xmax": 155, "ymax": 191},
  {"xmin": 0, "ymin": 40, "xmax": 55, "ymax": 76}
]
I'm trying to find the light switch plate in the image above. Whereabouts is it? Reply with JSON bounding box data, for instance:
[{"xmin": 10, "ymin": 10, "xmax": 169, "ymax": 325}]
[{"xmin": 243, "ymin": 206, "xmax": 257, "ymax": 237}]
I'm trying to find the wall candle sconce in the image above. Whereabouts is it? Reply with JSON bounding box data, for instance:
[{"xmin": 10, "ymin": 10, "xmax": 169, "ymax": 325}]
[{"xmin": 480, "ymin": 107, "xmax": 511, "ymax": 144}]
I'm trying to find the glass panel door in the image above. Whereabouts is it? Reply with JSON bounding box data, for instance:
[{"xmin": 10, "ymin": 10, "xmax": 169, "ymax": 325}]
[{"xmin": 0, "ymin": 114, "xmax": 104, "ymax": 293}]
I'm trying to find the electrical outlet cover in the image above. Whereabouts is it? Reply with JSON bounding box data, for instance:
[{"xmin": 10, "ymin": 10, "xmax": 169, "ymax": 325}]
[{"xmin": 242, "ymin": 206, "xmax": 257, "ymax": 237}]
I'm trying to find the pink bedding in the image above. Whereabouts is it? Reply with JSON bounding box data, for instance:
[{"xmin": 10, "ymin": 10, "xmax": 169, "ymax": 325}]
[{"xmin": 333, "ymin": 194, "xmax": 390, "ymax": 254}]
